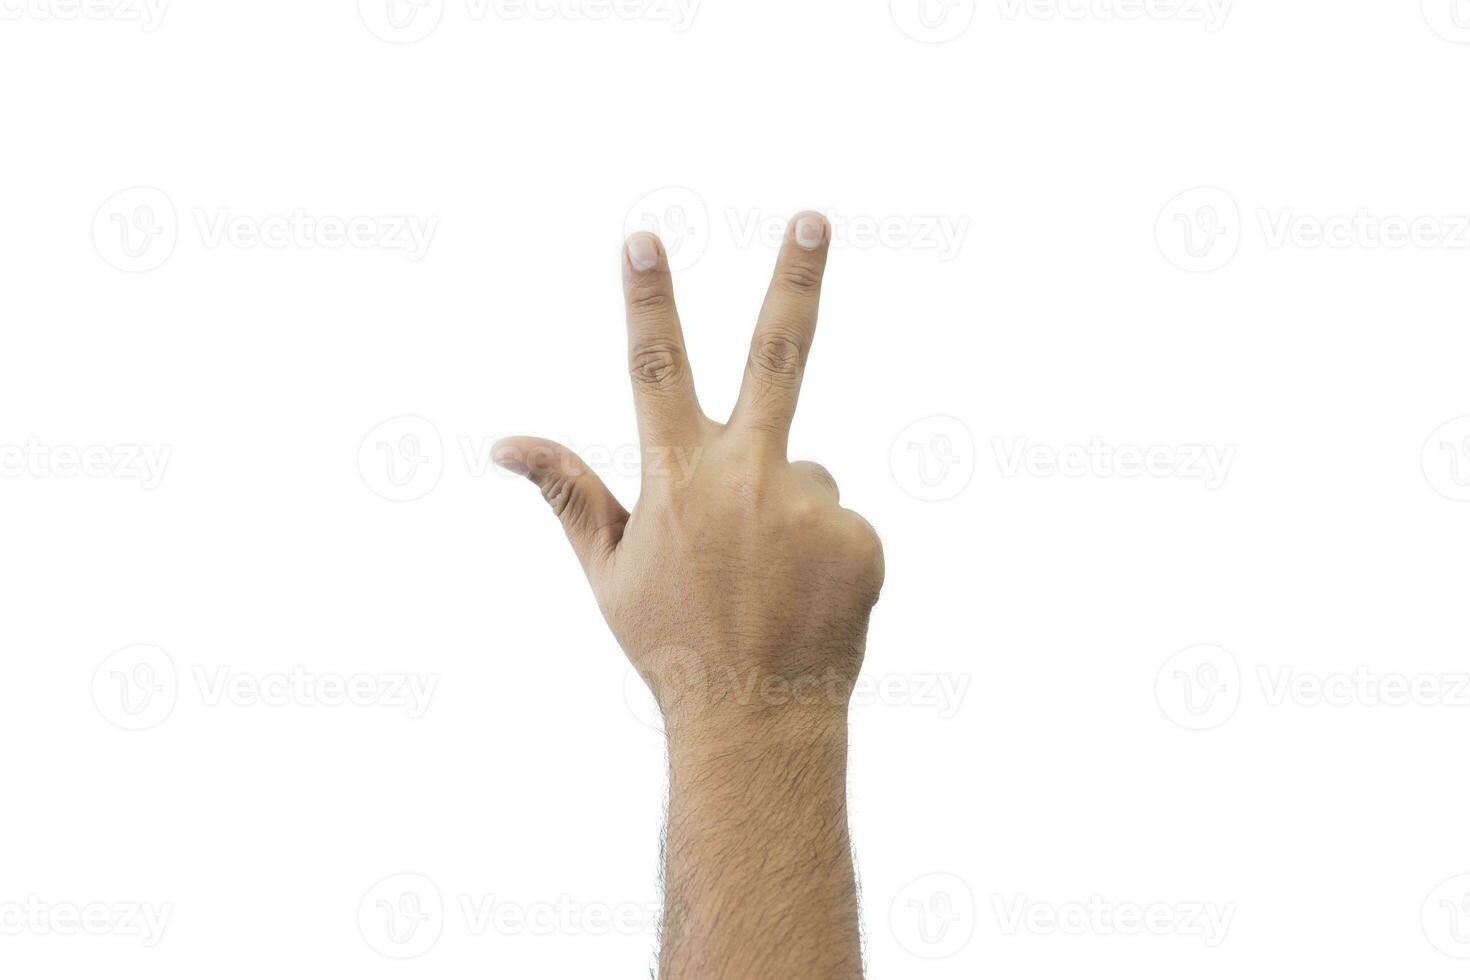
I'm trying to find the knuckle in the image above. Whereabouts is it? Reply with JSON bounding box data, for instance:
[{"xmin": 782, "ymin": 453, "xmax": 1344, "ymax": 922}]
[
  {"xmin": 774, "ymin": 262, "xmax": 823, "ymax": 294},
  {"xmin": 625, "ymin": 282, "xmax": 674, "ymax": 317},
  {"xmin": 629, "ymin": 342, "xmax": 685, "ymax": 389},
  {"xmin": 793, "ymin": 460, "xmax": 838, "ymax": 496},
  {"xmin": 787, "ymin": 496, "xmax": 821, "ymax": 523},
  {"xmin": 539, "ymin": 473, "xmax": 583, "ymax": 521},
  {"xmin": 748, "ymin": 331, "xmax": 805, "ymax": 386},
  {"xmin": 741, "ymin": 414, "xmax": 789, "ymax": 438},
  {"xmin": 848, "ymin": 520, "xmax": 884, "ymax": 570}
]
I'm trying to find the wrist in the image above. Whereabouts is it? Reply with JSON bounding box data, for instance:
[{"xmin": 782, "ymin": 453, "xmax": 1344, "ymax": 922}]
[
  {"xmin": 666, "ymin": 702, "xmax": 848, "ymax": 747},
  {"xmin": 644, "ymin": 655, "xmax": 858, "ymax": 725}
]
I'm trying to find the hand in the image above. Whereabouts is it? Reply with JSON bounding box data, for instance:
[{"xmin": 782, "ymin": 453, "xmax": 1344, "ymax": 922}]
[
  {"xmin": 494, "ymin": 212, "xmax": 878, "ymax": 978},
  {"xmin": 493, "ymin": 212, "xmax": 884, "ymax": 733}
]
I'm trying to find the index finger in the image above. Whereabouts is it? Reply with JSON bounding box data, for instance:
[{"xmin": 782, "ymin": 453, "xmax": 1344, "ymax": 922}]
[
  {"xmin": 728, "ymin": 212, "xmax": 830, "ymax": 455},
  {"xmin": 622, "ymin": 232, "xmax": 705, "ymax": 457}
]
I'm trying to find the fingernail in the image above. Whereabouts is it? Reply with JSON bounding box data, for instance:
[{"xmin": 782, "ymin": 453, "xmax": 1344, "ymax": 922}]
[
  {"xmin": 627, "ymin": 234, "xmax": 660, "ymax": 272},
  {"xmin": 492, "ymin": 446, "xmax": 529, "ymax": 476},
  {"xmin": 794, "ymin": 214, "xmax": 826, "ymax": 251}
]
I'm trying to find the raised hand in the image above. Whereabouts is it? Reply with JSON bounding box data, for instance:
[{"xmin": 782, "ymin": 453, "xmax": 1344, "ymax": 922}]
[
  {"xmin": 493, "ymin": 212, "xmax": 883, "ymax": 729},
  {"xmin": 493, "ymin": 212, "xmax": 880, "ymax": 978}
]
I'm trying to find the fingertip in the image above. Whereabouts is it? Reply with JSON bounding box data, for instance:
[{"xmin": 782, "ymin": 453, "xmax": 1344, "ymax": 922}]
[
  {"xmin": 491, "ymin": 438, "xmax": 530, "ymax": 476},
  {"xmin": 625, "ymin": 232, "xmax": 664, "ymax": 273},
  {"xmin": 792, "ymin": 211, "xmax": 829, "ymax": 251}
]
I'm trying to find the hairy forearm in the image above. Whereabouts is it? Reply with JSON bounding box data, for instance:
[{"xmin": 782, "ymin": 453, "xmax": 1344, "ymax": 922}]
[{"xmin": 659, "ymin": 713, "xmax": 862, "ymax": 979}]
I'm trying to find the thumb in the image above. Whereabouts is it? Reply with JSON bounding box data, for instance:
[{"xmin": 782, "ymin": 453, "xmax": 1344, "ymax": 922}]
[{"xmin": 492, "ymin": 436, "xmax": 628, "ymax": 579}]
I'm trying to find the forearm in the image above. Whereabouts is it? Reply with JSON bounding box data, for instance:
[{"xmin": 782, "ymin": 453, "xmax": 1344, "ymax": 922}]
[{"xmin": 659, "ymin": 712, "xmax": 862, "ymax": 979}]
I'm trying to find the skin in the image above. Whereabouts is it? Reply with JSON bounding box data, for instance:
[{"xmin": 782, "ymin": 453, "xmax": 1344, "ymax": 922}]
[{"xmin": 493, "ymin": 212, "xmax": 883, "ymax": 979}]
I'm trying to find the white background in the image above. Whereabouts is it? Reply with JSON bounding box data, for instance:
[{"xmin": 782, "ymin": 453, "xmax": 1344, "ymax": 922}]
[{"xmin": 3, "ymin": 0, "xmax": 1469, "ymax": 976}]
